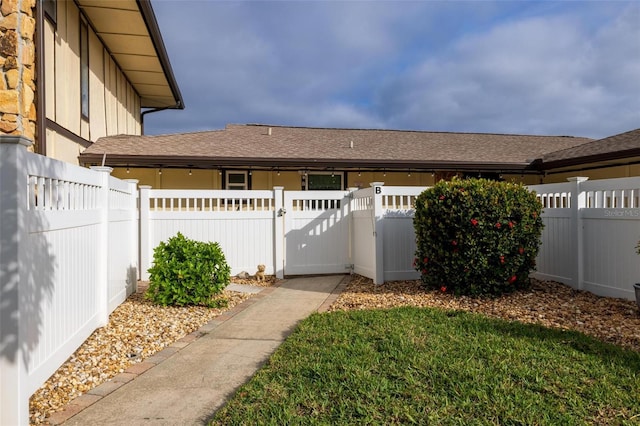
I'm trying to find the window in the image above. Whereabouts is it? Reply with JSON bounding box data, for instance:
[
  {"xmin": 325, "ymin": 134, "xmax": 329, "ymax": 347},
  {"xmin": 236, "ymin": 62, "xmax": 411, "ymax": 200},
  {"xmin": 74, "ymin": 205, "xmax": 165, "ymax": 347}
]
[
  {"xmin": 43, "ymin": 0, "xmax": 57, "ymax": 25},
  {"xmin": 80, "ymin": 17, "xmax": 89, "ymax": 119},
  {"xmin": 226, "ymin": 171, "xmax": 248, "ymax": 190},
  {"xmin": 306, "ymin": 172, "xmax": 343, "ymax": 190}
]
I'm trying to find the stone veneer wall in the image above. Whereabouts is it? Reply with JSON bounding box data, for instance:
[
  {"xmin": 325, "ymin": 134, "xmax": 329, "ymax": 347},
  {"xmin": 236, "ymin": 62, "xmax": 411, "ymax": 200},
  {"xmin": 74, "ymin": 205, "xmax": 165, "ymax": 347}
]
[{"xmin": 0, "ymin": 0, "xmax": 36, "ymax": 143}]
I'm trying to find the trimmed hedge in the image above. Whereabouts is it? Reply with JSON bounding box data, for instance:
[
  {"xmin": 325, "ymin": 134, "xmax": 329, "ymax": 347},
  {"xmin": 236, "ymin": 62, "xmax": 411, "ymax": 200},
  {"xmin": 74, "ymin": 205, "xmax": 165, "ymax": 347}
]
[
  {"xmin": 146, "ymin": 232, "xmax": 231, "ymax": 307},
  {"xmin": 413, "ymin": 178, "xmax": 544, "ymax": 296}
]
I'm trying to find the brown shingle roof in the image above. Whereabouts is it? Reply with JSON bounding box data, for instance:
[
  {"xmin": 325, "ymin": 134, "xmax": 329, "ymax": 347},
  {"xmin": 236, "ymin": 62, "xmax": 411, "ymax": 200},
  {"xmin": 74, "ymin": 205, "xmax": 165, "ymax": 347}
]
[
  {"xmin": 79, "ymin": 124, "xmax": 592, "ymax": 171},
  {"xmin": 541, "ymin": 128, "xmax": 640, "ymax": 169}
]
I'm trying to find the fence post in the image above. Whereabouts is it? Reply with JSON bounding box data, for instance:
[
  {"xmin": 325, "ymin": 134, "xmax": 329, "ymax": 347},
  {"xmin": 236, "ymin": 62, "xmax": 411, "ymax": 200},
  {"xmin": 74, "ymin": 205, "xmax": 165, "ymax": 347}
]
[
  {"xmin": 568, "ymin": 177, "xmax": 588, "ymax": 290},
  {"xmin": 273, "ymin": 187, "xmax": 284, "ymax": 279},
  {"xmin": 371, "ymin": 182, "xmax": 385, "ymax": 284},
  {"xmin": 124, "ymin": 180, "xmax": 140, "ymax": 286},
  {"xmin": 139, "ymin": 186, "xmax": 152, "ymax": 281},
  {"xmin": 91, "ymin": 167, "xmax": 113, "ymax": 326},
  {"xmin": 0, "ymin": 136, "xmax": 33, "ymax": 426}
]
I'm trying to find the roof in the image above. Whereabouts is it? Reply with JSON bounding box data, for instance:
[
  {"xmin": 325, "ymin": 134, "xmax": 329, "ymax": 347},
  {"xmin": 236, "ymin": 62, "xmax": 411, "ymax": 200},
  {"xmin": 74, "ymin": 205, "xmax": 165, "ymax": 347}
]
[
  {"xmin": 76, "ymin": 0, "xmax": 184, "ymax": 109},
  {"xmin": 541, "ymin": 128, "xmax": 640, "ymax": 169},
  {"xmin": 79, "ymin": 124, "xmax": 592, "ymax": 172}
]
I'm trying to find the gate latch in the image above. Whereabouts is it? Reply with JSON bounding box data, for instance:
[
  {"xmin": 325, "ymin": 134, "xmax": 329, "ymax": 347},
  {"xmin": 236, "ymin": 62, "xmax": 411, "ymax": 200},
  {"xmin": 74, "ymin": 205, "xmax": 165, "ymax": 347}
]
[{"xmin": 278, "ymin": 208, "xmax": 287, "ymax": 217}]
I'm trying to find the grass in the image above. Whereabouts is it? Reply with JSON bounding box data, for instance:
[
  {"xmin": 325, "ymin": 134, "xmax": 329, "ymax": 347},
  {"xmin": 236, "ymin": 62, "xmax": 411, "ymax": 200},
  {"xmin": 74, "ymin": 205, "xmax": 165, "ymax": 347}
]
[{"xmin": 211, "ymin": 307, "xmax": 640, "ymax": 425}]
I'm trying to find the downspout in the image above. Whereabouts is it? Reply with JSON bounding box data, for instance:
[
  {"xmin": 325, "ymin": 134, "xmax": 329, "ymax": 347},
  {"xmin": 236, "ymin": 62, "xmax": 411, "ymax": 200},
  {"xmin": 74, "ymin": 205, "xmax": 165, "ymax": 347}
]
[
  {"xmin": 35, "ymin": 0, "xmax": 46, "ymax": 155},
  {"xmin": 140, "ymin": 105, "xmax": 178, "ymax": 135},
  {"xmin": 136, "ymin": 0, "xmax": 185, "ymax": 135}
]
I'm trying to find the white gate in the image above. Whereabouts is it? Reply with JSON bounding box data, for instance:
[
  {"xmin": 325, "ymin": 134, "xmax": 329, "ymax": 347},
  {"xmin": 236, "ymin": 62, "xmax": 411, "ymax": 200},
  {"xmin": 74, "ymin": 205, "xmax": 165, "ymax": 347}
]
[{"xmin": 283, "ymin": 190, "xmax": 351, "ymax": 275}]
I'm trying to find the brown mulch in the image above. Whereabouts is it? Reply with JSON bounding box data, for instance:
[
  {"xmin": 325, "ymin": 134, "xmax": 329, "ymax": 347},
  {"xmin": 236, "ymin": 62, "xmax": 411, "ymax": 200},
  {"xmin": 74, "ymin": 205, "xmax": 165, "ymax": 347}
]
[{"xmin": 330, "ymin": 275, "xmax": 640, "ymax": 352}]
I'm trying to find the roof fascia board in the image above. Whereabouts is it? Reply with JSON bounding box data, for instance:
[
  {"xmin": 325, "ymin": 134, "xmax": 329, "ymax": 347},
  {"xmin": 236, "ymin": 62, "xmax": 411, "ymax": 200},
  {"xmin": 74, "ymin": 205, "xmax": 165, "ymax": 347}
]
[
  {"xmin": 136, "ymin": 0, "xmax": 184, "ymax": 110},
  {"xmin": 541, "ymin": 148, "xmax": 640, "ymax": 170},
  {"xmin": 78, "ymin": 154, "xmax": 532, "ymax": 171}
]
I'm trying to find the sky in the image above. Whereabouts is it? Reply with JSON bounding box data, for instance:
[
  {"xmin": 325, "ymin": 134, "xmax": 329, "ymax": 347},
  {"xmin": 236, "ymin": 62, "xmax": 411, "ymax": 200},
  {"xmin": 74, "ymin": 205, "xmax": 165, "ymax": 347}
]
[{"xmin": 143, "ymin": 1, "xmax": 640, "ymax": 140}]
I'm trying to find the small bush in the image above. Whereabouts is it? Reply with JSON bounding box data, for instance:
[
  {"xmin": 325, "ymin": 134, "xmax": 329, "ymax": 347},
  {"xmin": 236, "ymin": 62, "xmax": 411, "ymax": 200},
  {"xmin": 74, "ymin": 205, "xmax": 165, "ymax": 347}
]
[
  {"xmin": 413, "ymin": 178, "xmax": 544, "ymax": 297},
  {"xmin": 146, "ymin": 232, "xmax": 231, "ymax": 307}
]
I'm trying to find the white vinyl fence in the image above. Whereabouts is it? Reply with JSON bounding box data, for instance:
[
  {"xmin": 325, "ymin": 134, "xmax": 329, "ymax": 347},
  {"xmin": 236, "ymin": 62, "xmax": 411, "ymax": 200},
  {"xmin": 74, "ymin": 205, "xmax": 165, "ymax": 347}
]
[
  {"xmin": 3, "ymin": 135, "xmax": 639, "ymax": 425},
  {"xmin": 139, "ymin": 187, "xmax": 280, "ymax": 279},
  {"xmin": 0, "ymin": 137, "xmax": 138, "ymax": 425},
  {"xmin": 139, "ymin": 179, "xmax": 640, "ymax": 295},
  {"xmin": 138, "ymin": 183, "xmax": 423, "ymax": 284},
  {"xmin": 530, "ymin": 177, "xmax": 640, "ymax": 300}
]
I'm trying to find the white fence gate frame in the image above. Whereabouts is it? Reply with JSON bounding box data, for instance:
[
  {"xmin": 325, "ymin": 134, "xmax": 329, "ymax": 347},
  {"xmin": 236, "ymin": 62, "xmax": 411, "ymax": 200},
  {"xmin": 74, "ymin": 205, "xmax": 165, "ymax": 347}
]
[{"xmin": 282, "ymin": 190, "xmax": 352, "ymax": 275}]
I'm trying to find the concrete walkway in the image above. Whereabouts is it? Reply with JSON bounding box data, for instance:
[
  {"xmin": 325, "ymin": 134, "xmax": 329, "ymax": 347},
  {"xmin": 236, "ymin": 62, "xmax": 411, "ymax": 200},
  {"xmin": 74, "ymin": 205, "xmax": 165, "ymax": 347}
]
[{"xmin": 53, "ymin": 275, "xmax": 348, "ymax": 426}]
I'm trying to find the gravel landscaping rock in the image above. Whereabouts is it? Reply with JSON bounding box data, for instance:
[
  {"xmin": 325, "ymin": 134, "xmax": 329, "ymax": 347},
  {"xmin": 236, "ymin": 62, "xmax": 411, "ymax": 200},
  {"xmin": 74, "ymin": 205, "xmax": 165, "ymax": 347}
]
[
  {"xmin": 330, "ymin": 275, "xmax": 640, "ymax": 352},
  {"xmin": 29, "ymin": 280, "xmax": 272, "ymax": 425}
]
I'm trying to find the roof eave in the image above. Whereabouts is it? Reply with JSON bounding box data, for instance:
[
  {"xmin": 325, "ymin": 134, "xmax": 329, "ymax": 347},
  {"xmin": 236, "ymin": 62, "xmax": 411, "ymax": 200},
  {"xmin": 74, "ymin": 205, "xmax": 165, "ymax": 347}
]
[
  {"xmin": 78, "ymin": 153, "xmax": 535, "ymax": 172},
  {"xmin": 541, "ymin": 148, "xmax": 640, "ymax": 170},
  {"xmin": 137, "ymin": 0, "xmax": 184, "ymax": 110}
]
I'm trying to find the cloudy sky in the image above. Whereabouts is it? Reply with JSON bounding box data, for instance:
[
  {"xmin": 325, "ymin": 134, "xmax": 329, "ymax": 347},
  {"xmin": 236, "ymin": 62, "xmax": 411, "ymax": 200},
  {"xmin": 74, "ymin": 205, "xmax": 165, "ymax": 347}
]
[{"xmin": 143, "ymin": 1, "xmax": 640, "ymax": 139}]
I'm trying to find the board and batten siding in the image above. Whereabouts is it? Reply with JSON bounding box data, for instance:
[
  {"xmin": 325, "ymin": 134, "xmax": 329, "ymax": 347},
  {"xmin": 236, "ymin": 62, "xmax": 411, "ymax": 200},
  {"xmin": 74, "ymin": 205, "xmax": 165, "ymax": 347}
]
[{"xmin": 43, "ymin": 1, "xmax": 141, "ymax": 165}]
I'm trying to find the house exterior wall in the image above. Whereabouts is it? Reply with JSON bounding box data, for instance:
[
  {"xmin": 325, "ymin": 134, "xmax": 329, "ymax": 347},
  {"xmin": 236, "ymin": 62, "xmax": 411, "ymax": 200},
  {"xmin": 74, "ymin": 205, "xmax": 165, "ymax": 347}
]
[
  {"xmin": 44, "ymin": 1, "xmax": 141, "ymax": 164},
  {"xmin": 1, "ymin": 1, "xmax": 143, "ymax": 163},
  {"xmin": 44, "ymin": 128, "xmax": 83, "ymax": 164},
  {"xmin": 543, "ymin": 158, "xmax": 640, "ymax": 183},
  {"xmin": 0, "ymin": 0, "xmax": 37, "ymax": 142},
  {"xmin": 114, "ymin": 168, "xmax": 540, "ymax": 190}
]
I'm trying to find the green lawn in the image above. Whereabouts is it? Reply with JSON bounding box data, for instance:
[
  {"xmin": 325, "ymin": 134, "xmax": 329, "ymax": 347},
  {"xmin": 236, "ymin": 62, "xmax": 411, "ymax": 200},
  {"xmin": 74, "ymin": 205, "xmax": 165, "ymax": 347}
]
[{"xmin": 211, "ymin": 307, "xmax": 640, "ymax": 425}]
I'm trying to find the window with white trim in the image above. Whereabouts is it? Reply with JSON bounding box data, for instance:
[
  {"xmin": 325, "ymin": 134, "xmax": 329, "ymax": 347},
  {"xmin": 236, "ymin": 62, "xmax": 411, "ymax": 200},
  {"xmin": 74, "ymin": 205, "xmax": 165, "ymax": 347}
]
[{"xmin": 226, "ymin": 171, "xmax": 248, "ymax": 190}]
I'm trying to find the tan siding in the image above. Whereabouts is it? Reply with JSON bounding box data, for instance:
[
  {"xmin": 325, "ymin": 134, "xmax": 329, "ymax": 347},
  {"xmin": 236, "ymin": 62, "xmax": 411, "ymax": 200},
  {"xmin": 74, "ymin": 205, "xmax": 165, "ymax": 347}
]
[
  {"xmin": 47, "ymin": 129, "xmax": 82, "ymax": 165},
  {"xmin": 127, "ymin": 85, "xmax": 136, "ymax": 134},
  {"xmin": 114, "ymin": 169, "xmax": 469, "ymax": 190},
  {"xmin": 43, "ymin": 1, "xmax": 145, "ymax": 164},
  {"xmin": 80, "ymin": 118, "xmax": 89, "ymax": 139},
  {"xmin": 104, "ymin": 54, "xmax": 118, "ymax": 135},
  {"xmin": 112, "ymin": 168, "xmax": 158, "ymax": 187},
  {"xmin": 117, "ymin": 72, "xmax": 126, "ymax": 133},
  {"xmin": 45, "ymin": 128, "xmax": 55, "ymax": 158},
  {"xmin": 54, "ymin": 1, "xmax": 81, "ymax": 133},
  {"xmin": 88, "ymin": 29, "xmax": 107, "ymax": 140},
  {"xmin": 134, "ymin": 96, "xmax": 141, "ymax": 134},
  {"xmin": 111, "ymin": 168, "xmax": 222, "ymax": 189},
  {"xmin": 44, "ymin": 19, "xmax": 56, "ymax": 120},
  {"xmin": 543, "ymin": 159, "xmax": 640, "ymax": 183}
]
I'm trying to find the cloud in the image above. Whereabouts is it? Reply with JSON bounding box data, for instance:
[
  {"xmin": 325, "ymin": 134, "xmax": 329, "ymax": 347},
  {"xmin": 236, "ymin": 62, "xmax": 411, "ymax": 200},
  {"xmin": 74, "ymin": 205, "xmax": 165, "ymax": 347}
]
[
  {"xmin": 373, "ymin": 3, "xmax": 640, "ymax": 138},
  {"xmin": 145, "ymin": 1, "xmax": 639, "ymax": 139}
]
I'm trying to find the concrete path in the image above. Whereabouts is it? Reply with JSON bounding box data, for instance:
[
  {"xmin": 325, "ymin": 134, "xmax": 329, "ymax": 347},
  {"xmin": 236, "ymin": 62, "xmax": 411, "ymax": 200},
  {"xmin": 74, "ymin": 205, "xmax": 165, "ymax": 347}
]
[{"xmin": 55, "ymin": 275, "xmax": 348, "ymax": 426}]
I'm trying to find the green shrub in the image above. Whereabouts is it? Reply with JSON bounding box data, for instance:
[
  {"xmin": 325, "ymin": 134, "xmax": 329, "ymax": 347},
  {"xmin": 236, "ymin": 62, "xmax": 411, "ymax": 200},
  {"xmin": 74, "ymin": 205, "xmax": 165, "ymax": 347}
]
[
  {"xmin": 146, "ymin": 232, "xmax": 231, "ymax": 307},
  {"xmin": 413, "ymin": 178, "xmax": 544, "ymax": 297}
]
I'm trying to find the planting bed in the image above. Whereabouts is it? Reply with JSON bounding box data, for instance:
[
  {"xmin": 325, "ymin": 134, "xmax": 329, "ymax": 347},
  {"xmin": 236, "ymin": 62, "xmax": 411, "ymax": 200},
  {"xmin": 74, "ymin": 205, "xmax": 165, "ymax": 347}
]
[{"xmin": 330, "ymin": 275, "xmax": 640, "ymax": 352}]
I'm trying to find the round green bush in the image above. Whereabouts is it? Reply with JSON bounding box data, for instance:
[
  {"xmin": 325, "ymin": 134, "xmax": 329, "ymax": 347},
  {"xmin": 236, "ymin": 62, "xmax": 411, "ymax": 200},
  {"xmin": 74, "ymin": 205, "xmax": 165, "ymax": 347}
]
[
  {"xmin": 413, "ymin": 178, "xmax": 544, "ymax": 297},
  {"xmin": 146, "ymin": 232, "xmax": 231, "ymax": 307}
]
